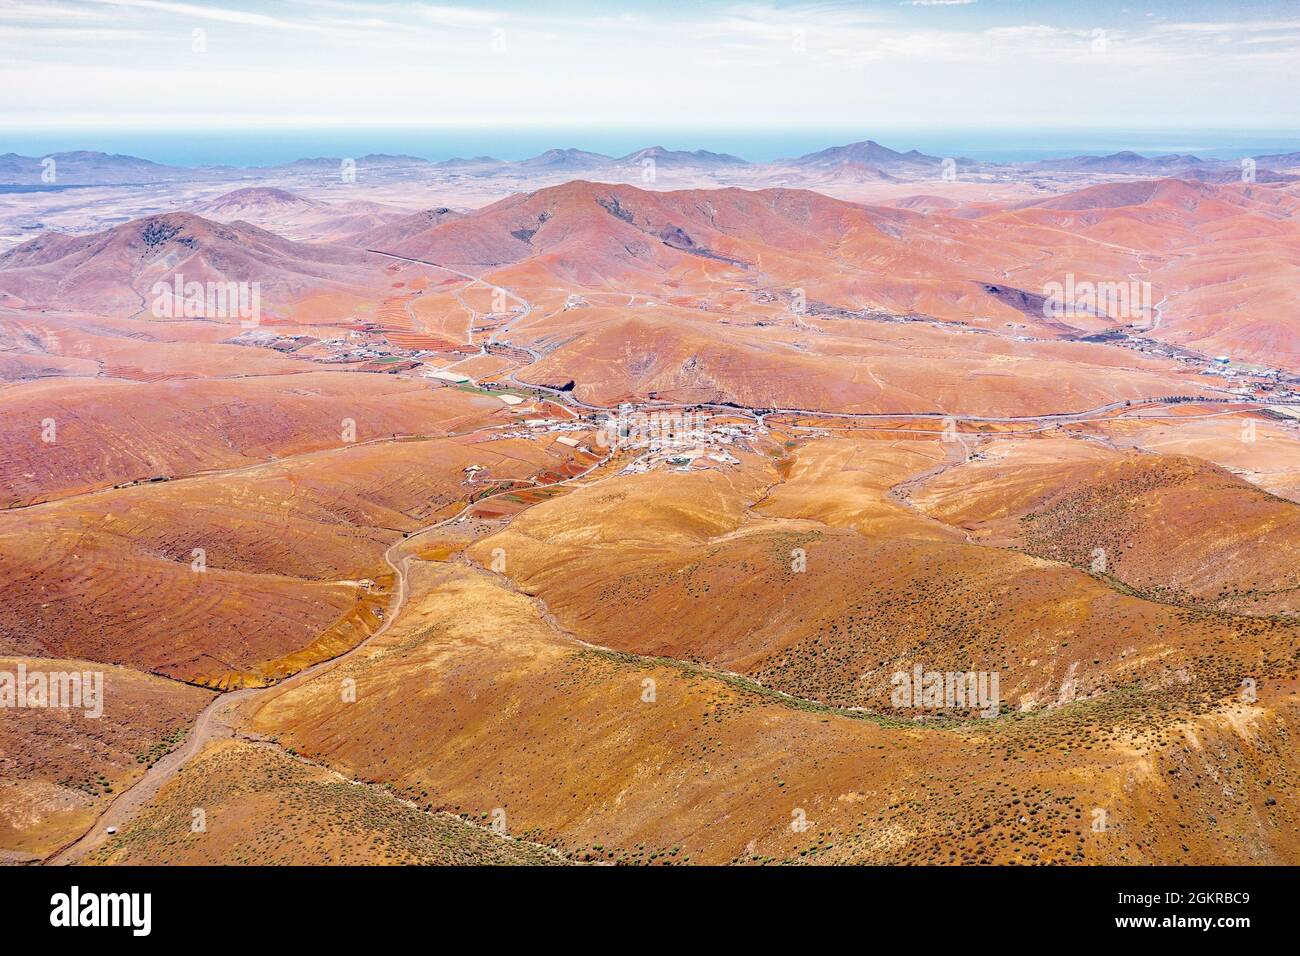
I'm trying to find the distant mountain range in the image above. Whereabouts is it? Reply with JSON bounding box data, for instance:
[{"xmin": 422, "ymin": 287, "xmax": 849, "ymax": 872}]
[
  {"xmin": 618, "ymin": 146, "xmax": 749, "ymax": 168},
  {"xmin": 1032, "ymin": 150, "xmax": 1295, "ymax": 182},
  {"xmin": 1035, "ymin": 150, "xmax": 1205, "ymax": 173},
  {"xmin": 2, "ymin": 139, "xmax": 1297, "ymax": 186},
  {"xmin": 447, "ymin": 145, "xmax": 750, "ymax": 172},
  {"xmin": 783, "ymin": 139, "xmax": 947, "ymax": 169},
  {"xmin": 0, "ymin": 150, "xmax": 194, "ymax": 185},
  {"xmin": 516, "ymin": 148, "xmax": 612, "ymax": 170}
]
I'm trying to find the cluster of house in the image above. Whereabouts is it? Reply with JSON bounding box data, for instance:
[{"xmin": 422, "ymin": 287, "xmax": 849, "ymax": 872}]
[
  {"xmin": 230, "ymin": 326, "xmax": 434, "ymax": 373},
  {"xmin": 615, "ymin": 417, "xmax": 761, "ymax": 475}
]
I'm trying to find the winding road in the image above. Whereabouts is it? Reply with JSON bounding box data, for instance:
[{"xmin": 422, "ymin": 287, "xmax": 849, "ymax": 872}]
[
  {"xmin": 46, "ymin": 414, "xmax": 621, "ymax": 865},
  {"xmin": 42, "ymin": 249, "xmax": 1286, "ymax": 865}
]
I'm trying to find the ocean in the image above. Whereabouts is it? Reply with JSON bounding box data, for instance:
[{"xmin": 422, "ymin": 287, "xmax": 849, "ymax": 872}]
[{"xmin": 3, "ymin": 127, "xmax": 1299, "ymax": 167}]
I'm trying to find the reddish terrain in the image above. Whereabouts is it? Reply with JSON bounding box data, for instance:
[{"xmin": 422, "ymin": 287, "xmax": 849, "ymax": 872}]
[{"xmin": 3, "ymin": 165, "xmax": 1299, "ymax": 866}]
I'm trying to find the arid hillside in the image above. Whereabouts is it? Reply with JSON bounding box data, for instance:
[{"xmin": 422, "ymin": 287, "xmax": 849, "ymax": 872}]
[
  {"xmin": 4, "ymin": 168, "xmax": 1300, "ymax": 868},
  {"xmin": 219, "ymin": 429, "xmax": 1300, "ymax": 866},
  {"xmin": 347, "ymin": 179, "xmax": 1300, "ymax": 413},
  {"xmin": 982, "ymin": 179, "xmax": 1300, "ymax": 369},
  {"xmin": 910, "ymin": 437, "xmax": 1300, "ymax": 617},
  {"xmin": 0, "ymin": 213, "xmax": 388, "ymax": 322},
  {"xmin": 0, "ymin": 656, "xmax": 213, "ymax": 863},
  {"xmin": 199, "ymin": 187, "xmax": 414, "ymax": 243}
]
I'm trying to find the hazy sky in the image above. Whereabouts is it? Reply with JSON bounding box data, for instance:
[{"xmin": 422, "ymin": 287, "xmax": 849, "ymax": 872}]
[{"xmin": 2, "ymin": 0, "xmax": 1298, "ymax": 130}]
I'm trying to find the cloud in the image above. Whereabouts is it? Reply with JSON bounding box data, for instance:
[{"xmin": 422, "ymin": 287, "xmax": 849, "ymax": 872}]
[
  {"xmin": 410, "ymin": 4, "xmax": 503, "ymax": 27},
  {"xmin": 2, "ymin": 0, "xmax": 1298, "ymax": 129},
  {"xmin": 0, "ymin": 0, "xmax": 113, "ymax": 21},
  {"xmin": 81, "ymin": 0, "xmax": 283, "ymax": 26},
  {"xmin": 0, "ymin": 24, "xmax": 151, "ymax": 42},
  {"xmin": 1154, "ymin": 19, "xmax": 1300, "ymax": 34},
  {"xmin": 983, "ymin": 24, "xmax": 1064, "ymax": 39}
]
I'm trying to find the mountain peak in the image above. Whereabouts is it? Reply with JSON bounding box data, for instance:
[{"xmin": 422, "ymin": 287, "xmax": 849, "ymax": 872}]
[{"xmin": 788, "ymin": 139, "xmax": 941, "ymax": 168}]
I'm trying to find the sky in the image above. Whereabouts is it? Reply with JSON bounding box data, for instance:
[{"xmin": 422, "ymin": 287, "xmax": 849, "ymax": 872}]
[{"xmin": 2, "ymin": 0, "xmax": 1298, "ymax": 133}]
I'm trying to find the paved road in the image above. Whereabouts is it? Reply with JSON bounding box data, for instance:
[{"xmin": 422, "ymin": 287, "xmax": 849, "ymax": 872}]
[
  {"xmin": 44, "ymin": 252, "xmax": 1284, "ymax": 863},
  {"xmin": 45, "ymin": 422, "xmax": 620, "ymax": 866},
  {"xmin": 368, "ymin": 248, "xmax": 1275, "ymax": 426}
]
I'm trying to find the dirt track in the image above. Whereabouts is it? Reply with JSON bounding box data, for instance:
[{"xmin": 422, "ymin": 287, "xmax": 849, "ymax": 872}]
[
  {"xmin": 46, "ymin": 417, "xmax": 618, "ymax": 865},
  {"xmin": 43, "ymin": 253, "xmax": 1281, "ymax": 865}
]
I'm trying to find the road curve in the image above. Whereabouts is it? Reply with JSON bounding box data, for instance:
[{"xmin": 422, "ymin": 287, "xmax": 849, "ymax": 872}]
[
  {"xmin": 45, "ymin": 426, "xmax": 619, "ymax": 866},
  {"xmin": 44, "ymin": 251, "xmax": 1279, "ymax": 864}
]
